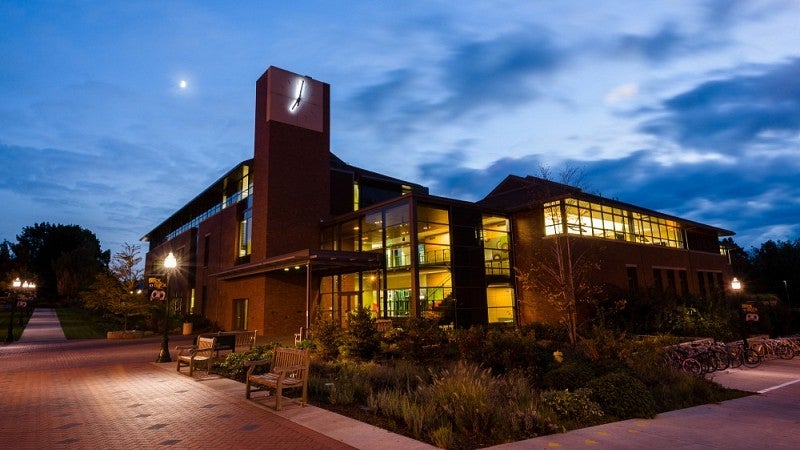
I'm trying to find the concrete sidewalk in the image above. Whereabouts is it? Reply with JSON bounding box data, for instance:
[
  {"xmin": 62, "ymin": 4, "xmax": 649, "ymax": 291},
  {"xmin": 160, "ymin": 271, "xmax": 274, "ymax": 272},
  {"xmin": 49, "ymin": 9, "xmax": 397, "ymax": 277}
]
[
  {"xmin": 18, "ymin": 307, "xmax": 66, "ymax": 342},
  {"xmin": 3, "ymin": 308, "xmax": 800, "ymax": 449}
]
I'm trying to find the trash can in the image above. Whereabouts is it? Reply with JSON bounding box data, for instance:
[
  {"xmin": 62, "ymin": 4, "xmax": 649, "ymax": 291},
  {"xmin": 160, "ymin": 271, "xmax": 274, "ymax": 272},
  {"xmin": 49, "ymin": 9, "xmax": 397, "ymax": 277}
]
[{"xmin": 182, "ymin": 322, "xmax": 193, "ymax": 335}]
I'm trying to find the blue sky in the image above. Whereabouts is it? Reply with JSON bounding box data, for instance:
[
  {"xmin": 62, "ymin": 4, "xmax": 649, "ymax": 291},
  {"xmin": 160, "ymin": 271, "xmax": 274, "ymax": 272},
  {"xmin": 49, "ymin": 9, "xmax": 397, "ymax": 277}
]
[{"xmin": 2, "ymin": 1, "xmax": 799, "ymax": 256}]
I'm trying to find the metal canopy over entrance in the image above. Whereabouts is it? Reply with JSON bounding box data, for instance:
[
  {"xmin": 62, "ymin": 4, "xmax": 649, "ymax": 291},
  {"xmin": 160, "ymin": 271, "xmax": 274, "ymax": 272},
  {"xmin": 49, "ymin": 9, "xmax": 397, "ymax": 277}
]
[{"xmin": 214, "ymin": 249, "xmax": 383, "ymax": 331}]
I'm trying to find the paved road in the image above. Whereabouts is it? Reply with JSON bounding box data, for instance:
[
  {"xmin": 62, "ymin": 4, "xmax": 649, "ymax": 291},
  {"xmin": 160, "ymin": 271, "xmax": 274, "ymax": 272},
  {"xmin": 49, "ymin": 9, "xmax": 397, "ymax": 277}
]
[{"xmin": 3, "ymin": 309, "xmax": 800, "ymax": 449}]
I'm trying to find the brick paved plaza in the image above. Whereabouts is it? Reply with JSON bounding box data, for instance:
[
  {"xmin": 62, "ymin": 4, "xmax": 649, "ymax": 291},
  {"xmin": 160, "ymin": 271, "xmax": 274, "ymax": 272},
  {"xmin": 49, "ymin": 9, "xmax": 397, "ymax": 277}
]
[{"xmin": 0, "ymin": 309, "xmax": 431, "ymax": 449}]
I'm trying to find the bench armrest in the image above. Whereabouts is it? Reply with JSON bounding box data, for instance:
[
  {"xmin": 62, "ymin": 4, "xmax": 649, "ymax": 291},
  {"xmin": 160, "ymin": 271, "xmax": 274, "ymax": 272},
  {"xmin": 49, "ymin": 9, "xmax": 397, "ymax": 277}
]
[
  {"xmin": 272, "ymin": 364, "xmax": 305, "ymax": 374},
  {"xmin": 191, "ymin": 347, "xmax": 214, "ymax": 357},
  {"xmin": 245, "ymin": 359, "xmax": 271, "ymax": 367},
  {"xmin": 245, "ymin": 359, "xmax": 271, "ymax": 376},
  {"xmin": 175, "ymin": 345, "xmax": 197, "ymax": 357}
]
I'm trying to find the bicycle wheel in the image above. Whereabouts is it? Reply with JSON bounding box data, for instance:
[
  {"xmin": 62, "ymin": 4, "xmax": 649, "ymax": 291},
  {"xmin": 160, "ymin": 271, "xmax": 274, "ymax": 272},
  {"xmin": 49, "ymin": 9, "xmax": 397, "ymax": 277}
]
[
  {"xmin": 742, "ymin": 348, "xmax": 762, "ymax": 368},
  {"xmin": 711, "ymin": 348, "xmax": 730, "ymax": 371},
  {"xmin": 728, "ymin": 348, "xmax": 743, "ymax": 368},
  {"xmin": 682, "ymin": 357, "xmax": 704, "ymax": 376},
  {"xmin": 777, "ymin": 343, "xmax": 794, "ymax": 360}
]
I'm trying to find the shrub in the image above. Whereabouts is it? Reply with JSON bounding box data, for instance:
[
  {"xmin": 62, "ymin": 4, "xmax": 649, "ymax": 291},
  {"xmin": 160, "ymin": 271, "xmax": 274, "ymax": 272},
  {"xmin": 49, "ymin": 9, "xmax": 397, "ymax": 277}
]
[
  {"xmin": 338, "ymin": 308, "xmax": 379, "ymax": 360},
  {"xmin": 214, "ymin": 343, "xmax": 277, "ymax": 381},
  {"xmin": 542, "ymin": 360, "xmax": 595, "ymax": 391},
  {"xmin": 369, "ymin": 362, "xmax": 558, "ymax": 449},
  {"xmin": 453, "ymin": 326, "xmax": 555, "ymax": 379},
  {"xmin": 312, "ymin": 318, "xmax": 342, "ymax": 361},
  {"xmin": 586, "ymin": 371, "xmax": 657, "ymax": 420},
  {"xmin": 521, "ymin": 322, "xmax": 569, "ymax": 342},
  {"xmin": 393, "ymin": 317, "xmax": 450, "ymax": 362},
  {"xmin": 539, "ymin": 388, "xmax": 604, "ymax": 429},
  {"xmin": 576, "ymin": 326, "xmax": 632, "ymax": 362}
]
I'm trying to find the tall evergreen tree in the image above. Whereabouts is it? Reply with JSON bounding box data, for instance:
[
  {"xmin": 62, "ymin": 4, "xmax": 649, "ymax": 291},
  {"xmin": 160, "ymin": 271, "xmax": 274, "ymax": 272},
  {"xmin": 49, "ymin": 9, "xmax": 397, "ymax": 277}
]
[{"xmin": 10, "ymin": 223, "xmax": 109, "ymax": 302}]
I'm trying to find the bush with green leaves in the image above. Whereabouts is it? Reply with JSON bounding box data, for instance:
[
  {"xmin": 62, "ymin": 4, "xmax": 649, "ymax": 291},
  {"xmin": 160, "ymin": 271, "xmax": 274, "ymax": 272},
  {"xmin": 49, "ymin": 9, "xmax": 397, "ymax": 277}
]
[
  {"xmin": 213, "ymin": 343, "xmax": 277, "ymax": 381},
  {"xmin": 312, "ymin": 317, "xmax": 342, "ymax": 361},
  {"xmin": 369, "ymin": 362, "xmax": 559, "ymax": 449},
  {"xmin": 542, "ymin": 360, "xmax": 596, "ymax": 391},
  {"xmin": 539, "ymin": 388, "xmax": 604, "ymax": 429},
  {"xmin": 392, "ymin": 317, "xmax": 451, "ymax": 362},
  {"xmin": 310, "ymin": 359, "xmax": 429, "ymax": 406},
  {"xmin": 338, "ymin": 308, "xmax": 379, "ymax": 360},
  {"xmin": 586, "ymin": 371, "xmax": 657, "ymax": 420},
  {"xmin": 453, "ymin": 326, "xmax": 555, "ymax": 378}
]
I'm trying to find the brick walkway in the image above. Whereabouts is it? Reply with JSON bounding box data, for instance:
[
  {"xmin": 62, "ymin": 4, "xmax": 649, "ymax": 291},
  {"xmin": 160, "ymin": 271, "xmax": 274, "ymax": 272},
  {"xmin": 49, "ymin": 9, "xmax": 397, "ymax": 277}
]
[{"xmin": 0, "ymin": 309, "xmax": 433, "ymax": 449}]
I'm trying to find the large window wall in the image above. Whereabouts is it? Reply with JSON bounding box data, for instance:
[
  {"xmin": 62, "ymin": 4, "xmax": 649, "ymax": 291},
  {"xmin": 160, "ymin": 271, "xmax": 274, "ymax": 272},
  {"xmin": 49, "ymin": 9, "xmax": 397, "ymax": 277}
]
[
  {"xmin": 385, "ymin": 203, "xmax": 412, "ymax": 268},
  {"xmin": 319, "ymin": 199, "xmax": 514, "ymax": 324},
  {"xmin": 483, "ymin": 214, "xmax": 511, "ymax": 278},
  {"xmin": 544, "ymin": 198, "xmax": 685, "ymax": 249},
  {"xmin": 417, "ymin": 205, "xmax": 452, "ymax": 316}
]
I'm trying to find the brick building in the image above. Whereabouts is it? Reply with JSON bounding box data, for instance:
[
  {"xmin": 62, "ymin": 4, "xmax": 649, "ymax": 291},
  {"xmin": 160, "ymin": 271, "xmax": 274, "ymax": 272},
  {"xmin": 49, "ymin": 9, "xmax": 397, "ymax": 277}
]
[{"xmin": 142, "ymin": 66, "xmax": 734, "ymax": 341}]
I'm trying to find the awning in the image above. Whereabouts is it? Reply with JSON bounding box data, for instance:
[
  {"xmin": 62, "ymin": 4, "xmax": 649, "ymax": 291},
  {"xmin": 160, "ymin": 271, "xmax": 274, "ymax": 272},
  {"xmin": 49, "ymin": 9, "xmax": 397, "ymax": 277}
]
[{"xmin": 213, "ymin": 249, "xmax": 382, "ymax": 281}]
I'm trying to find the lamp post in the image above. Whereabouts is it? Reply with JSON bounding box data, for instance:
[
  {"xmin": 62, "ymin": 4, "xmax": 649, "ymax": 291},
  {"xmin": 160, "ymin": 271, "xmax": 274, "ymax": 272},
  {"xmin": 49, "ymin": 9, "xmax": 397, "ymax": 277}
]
[
  {"xmin": 156, "ymin": 251, "xmax": 177, "ymax": 363},
  {"xmin": 783, "ymin": 280, "xmax": 791, "ymax": 307},
  {"xmin": 5, "ymin": 278, "xmax": 35, "ymax": 343}
]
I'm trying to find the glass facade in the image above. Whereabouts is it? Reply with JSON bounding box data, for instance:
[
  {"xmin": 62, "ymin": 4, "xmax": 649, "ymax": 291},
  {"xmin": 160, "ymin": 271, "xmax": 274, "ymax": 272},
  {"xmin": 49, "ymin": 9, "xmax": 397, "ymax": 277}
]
[
  {"xmin": 319, "ymin": 199, "xmax": 514, "ymax": 326},
  {"xmin": 483, "ymin": 214, "xmax": 511, "ymax": 278},
  {"xmin": 417, "ymin": 205, "xmax": 451, "ymax": 317},
  {"xmin": 482, "ymin": 214, "xmax": 514, "ymax": 323},
  {"xmin": 544, "ymin": 198, "xmax": 685, "ymax": 249},
  {"xmin": 237, "ymin": 195, "xmax": 253, "ymax": 258},
  {"xmin": 164, "ymin": 165, "xmax": 253, "ymax": 244}
]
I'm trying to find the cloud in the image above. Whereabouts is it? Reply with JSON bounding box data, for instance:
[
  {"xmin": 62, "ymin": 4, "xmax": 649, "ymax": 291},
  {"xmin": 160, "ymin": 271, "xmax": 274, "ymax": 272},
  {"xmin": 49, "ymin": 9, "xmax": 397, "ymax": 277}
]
[
  {"xmin": 604, "ymin": 83, "xmax": 639, "ymax": 105},
  {"xmin": 639, "ymin": 58, "xmax": 800, "ymax": 154},
  {"xmin": 581, "ymin": 150, "xmax": 800, "ymax": 248},
  {"xmin": 439, "ymin": 29, "xmax": 563, "ymax": 116},
  {"xmin": 418, "ymin": 149, "xmax": 553, "ymax": 201},
  {"xmin": 343, "ymin": 28, "xmax": 565, "ymax": 143},
  {"xmin": 616, "ymin": 22, "xmax": 689, "ymax": 62}
]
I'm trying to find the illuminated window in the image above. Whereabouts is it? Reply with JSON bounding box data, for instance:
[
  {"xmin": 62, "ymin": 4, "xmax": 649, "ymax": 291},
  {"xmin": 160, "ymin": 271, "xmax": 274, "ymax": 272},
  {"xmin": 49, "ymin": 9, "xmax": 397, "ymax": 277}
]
[
  {"xmin": 487, "ymin": 286, "xmax": 515, "ymax": 323},
  {"xmin": 543, "ymin": 201, "xmax": 563, "ymax": 236},
  {"xmin": 237, "ymin": 207, "xmax": 252, "ymax": 257},
  {"xmin": 419, "ymin": 267, "xmax": 452, "ymax": 315},
  {"xmin": 353, "ymin": 181, "xmax": 360, "ymax": 211},
  {"xmin": 483, "ymin": 214, "xmax": 511, "ymax": 278},
  {"xmin": 386, "ymin": 270, "xmax": 411, "ymax": 317},
  {"xmin": 361, "ymin": 211, "xmax": 383, "ymax": 251},
  {"xmin": 385, "ymin": 203, "xmax": 411, "ymax": 268},
  {"xmin": 417, "ymin": 205, "xmax": 450, "ymax": 266},
  {"xmin": 543, "ymin": 198, "xmax": 684, "ymax": 249}
]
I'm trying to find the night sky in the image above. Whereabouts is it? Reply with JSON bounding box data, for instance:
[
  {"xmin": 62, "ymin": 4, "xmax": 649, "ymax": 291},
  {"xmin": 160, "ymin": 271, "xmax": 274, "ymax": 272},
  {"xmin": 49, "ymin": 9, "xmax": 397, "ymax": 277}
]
[{"xmin": 2, "ymin": 1, "xmax": 799, "ymax": 256}]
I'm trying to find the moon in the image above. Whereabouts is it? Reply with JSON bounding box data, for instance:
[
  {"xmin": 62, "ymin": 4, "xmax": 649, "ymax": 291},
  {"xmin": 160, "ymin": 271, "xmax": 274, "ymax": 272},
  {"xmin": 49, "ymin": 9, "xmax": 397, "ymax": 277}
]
[{"xmin": 179, "ymin": 80, "xmax": 187, "ymax": 89}]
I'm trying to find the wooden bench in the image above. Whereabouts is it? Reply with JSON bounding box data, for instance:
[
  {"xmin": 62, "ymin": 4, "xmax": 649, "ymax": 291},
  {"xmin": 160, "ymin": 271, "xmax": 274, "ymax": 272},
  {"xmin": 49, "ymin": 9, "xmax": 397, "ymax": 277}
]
[
  {"xmin": 245, "ymin": 347, "xmax": 310, "ymax": 410},
  {"xmin": 175, "ymin": 336, "xmax": 216, "ymax": 376},
  {"xmin": 197, "ymin": 330, "xmax": 257, "ymax": 357}
]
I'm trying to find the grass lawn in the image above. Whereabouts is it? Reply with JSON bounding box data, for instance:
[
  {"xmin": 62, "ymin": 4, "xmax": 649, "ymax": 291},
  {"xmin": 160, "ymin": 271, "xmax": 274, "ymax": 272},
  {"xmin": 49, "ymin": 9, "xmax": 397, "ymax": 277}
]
[
  {"xmin": 56, "ymin": 306, "xmax": 110, "ymax": 339},
  {"xmin": 0, "ymin": 304, "xmax": 30, "ymax": 341}
]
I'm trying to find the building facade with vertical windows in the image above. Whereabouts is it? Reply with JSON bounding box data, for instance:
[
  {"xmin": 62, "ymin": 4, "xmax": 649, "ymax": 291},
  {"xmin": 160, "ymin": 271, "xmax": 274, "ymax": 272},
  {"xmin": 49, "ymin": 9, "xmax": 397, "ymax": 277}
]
[{"xmin": 142, "ymin": 66, "xmax": 734, "ymax": 341}]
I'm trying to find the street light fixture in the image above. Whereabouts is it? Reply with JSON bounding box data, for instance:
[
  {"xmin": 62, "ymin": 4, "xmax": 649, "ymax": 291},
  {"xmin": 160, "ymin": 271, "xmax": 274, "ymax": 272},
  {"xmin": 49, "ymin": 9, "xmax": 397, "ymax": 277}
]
[
  {"xmin": 783, "ymin": 280, "xmax": 791, "ymax": 308},
  {"xmin": 156, "ymin": 251, "xmax": 178, "ymax": 363},
  {"xmin": 731, "ymin": 277, "xmax": 742, "ymax": 292},
  {"xmin": 5, "ymin": 277, "xmax": 36, "ymax": 343}
]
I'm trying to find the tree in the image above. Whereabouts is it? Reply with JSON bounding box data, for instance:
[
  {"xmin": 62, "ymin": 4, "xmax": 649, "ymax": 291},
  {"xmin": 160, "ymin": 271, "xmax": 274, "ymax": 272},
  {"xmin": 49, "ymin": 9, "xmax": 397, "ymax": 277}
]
[
  {"xmin": 748, "ymin": 239, "xmax": 800, "ymax": 307},
  {"xmin": 517, "ymin": 234, "xmax": 603, "ymax": 345},
  {"xmin": 721, "ymin": 237, "xmax": 750, "ymax": 280},
  {"xmin": 81, "ymin": 243, "xmax": 150, "ymax": 330},
  {"xmin": 11, "ymin": 223, "xmax": 109, "ymax": 302},
  {"xmin": 515, "ymin": 165, "xmax": 606, "ymax": 345}
]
